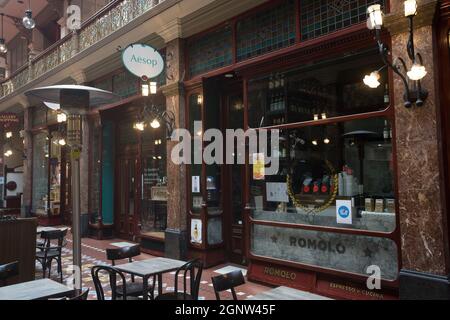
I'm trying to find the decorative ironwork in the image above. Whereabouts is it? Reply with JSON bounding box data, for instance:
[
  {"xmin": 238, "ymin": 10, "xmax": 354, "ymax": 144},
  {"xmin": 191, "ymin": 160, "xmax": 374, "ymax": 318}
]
[
  {"xmin": 188, "ymin": 26, "xmax": 233, "ymax": 77},
  {"xmin": 236, "ymin": 0, "xmax": 296, "ymax": 62},
  {"xmin": 300, "ymin": 0, "xmax": 385, "ymax": 41},
  {"xmin": 0, "ymin": 0, "xmax": 166, "ymax": 99}
]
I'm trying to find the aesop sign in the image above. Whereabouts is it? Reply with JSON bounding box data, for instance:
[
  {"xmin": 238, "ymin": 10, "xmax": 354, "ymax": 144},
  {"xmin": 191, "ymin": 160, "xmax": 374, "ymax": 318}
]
[
  {"xmin": 122, "ymin": 44, "xmax": 164, "ymax": 79},
  {"xmin": 252, "ymin": 224, "xmax": 398, "ymax": 280}
]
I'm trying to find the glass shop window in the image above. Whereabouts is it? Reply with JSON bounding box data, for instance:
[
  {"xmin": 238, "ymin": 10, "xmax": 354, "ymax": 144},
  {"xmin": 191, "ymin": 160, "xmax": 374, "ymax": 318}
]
[
  {"xmin": 31, "ymin": 132, "xmax": 49, "ymax": 215},
  {"xmin": 250, "ymin": 116, "xmax": 396, "ymax": 233},
  {"xmin": 189, "ymin": 94, "xmax": 203, "ymax": 214},
  {"xmin": 248, "ymin": 51, "xmax": 389, "ymax": 128},
  {"xmin": 49, "ymin": 134, "xmax": 63, "ymax": 217},
  {"xmin": 141, "ymin": 121, "xmax": 168, "ymax": 237}
]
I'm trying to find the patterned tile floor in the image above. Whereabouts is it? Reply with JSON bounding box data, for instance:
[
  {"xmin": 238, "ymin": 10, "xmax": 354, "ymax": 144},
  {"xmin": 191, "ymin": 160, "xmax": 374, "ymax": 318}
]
[{"xmin": 35, "ymin": 233, "xmax": 271, "ymax": 300}]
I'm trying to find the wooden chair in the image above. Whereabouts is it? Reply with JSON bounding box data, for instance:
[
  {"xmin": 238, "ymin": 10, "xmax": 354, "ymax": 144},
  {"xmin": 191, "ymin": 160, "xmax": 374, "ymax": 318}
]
[
  {"xmin": 91, "ymin": 265, "xmax": 129, "ymax": 300},
  {"xmin": 211, "ymin": 270, "xmax": 246, "ymax": 300},
  {"xmin": 36, "ymin": 229, "xmax": 68, "ymax": 282},
  {"xmin": 155, "ymin": 259, "xmax": 203, "ymax": 300},
  {"xmin": 0, "ymin": 261, "xmax": 19, "ymax": 287},
  {"xmin": 105, "ymin": 244, "xmax": 147, "ymax": 298}
]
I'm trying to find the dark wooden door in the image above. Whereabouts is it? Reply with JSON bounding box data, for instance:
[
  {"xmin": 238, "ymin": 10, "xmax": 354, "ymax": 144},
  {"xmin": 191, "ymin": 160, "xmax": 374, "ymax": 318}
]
[
  {"xmin": 223, "ymin": 85, "xmax": 246, "ymax": 265},
  {"xmin": 115, "ymin": 157, "xmax": 138, "ymax": 240}
]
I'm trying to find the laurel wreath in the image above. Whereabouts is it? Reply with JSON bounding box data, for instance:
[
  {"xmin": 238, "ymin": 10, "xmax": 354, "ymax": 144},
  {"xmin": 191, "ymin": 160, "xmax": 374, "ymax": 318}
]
[{"xmin": 286, "ymin": 159, "xmax": 338, "ymax": 214}]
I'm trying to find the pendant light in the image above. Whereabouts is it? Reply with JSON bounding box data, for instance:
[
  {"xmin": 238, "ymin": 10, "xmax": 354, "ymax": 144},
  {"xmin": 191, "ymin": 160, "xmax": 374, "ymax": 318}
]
[
  {"xmin": 0, "ymin": 13, "xmax": 7, "ymax": 54},
  {"xmin": 22, "ymin": 0, "xmax": 35, "ymax": 30}
]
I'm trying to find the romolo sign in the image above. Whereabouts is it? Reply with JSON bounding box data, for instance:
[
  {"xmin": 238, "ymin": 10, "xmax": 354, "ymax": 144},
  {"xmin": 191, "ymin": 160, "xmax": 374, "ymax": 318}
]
[{"xmin": 122, "ymin": 44, "xmax": 164, "ymax": 79}]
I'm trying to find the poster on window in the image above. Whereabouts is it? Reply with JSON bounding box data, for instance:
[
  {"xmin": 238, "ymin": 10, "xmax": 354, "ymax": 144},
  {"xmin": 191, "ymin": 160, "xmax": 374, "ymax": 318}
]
[
  {"xmin": 266, "ymin": 182, "xmax": 289, "ymax": 203},
  {"xmin": 253, "ymin": 153, "xmax": 265, "ymax": 180},
  {"xmin": 191, "ymin": 219, "xmax": 202, "ymax": 244}
]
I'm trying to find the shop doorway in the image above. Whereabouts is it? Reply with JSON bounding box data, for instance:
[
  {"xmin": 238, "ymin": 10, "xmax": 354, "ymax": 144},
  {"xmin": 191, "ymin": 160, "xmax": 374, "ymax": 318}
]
[
  {"xmin": 115, "ymin": 156, "xmax": 138, "ymax": 240},
  {"xmin": 204, "ymin": 76, "xmax": 246, "ymax": 265}
]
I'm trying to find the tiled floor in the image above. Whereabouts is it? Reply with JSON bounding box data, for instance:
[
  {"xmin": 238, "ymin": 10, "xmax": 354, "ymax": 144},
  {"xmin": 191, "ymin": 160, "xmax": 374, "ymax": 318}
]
[{"xmin": 35, "ymin": 233, "xmax": 271, "ymax": 300}]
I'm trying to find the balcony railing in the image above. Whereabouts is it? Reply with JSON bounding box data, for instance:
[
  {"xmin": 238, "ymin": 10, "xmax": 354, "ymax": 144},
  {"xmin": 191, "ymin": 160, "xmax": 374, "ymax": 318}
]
[{"xmin": 0, "ymin": 0, "xmax": 166, "ymax": 99}]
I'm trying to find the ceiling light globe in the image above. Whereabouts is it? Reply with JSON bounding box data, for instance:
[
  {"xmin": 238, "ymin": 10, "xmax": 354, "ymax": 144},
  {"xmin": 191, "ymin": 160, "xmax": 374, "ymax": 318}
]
[{"xmin": 22, "ymin": 10, "xmax": 35, "ymax": 29}]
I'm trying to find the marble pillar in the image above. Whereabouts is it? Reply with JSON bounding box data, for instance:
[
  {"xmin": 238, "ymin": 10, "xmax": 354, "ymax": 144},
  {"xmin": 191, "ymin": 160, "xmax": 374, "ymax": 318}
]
[
  {"xmin": 162, "ymin": 38, "xmax": 188, "ymax": 260},
  {"xmin": 22, "ymin": 107, "xmax": 33, "ymax": 217},
  {"xmin": 385, "ymin": 0, "xmax": 450, "ymax": 299}
]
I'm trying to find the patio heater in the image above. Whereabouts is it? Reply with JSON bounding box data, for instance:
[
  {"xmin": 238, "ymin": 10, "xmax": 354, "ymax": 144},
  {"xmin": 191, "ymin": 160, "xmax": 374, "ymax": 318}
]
[{"xmin": 25, "ymin": 85, "xmax": 120, "ymax": 288}]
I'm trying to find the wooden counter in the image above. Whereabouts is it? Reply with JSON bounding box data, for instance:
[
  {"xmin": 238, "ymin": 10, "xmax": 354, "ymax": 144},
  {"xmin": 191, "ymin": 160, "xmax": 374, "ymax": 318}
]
[{"xmin": 0, "ymin": 218, "xmax": 37, "ymax": 285}]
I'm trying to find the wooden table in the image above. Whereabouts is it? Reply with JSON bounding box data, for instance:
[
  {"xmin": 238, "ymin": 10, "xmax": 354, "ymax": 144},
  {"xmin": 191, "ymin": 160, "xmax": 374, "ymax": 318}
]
[
  {"xmin": 246, "ymin": 286, "xmax": 332, "ymax": 300},
  {"xmin": 114, "ymin": 257, "xmax": 186, "ymax": 300},
  {"xmin": 0, "ymin": 278, "xmax": 73, "ymax": 300}
]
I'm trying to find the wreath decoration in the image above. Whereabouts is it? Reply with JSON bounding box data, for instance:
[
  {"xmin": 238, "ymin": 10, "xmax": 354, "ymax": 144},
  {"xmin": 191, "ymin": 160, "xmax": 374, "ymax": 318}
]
[{"xmin": 286, "ymin": 159, "xmax": 338, "ymax": 214}]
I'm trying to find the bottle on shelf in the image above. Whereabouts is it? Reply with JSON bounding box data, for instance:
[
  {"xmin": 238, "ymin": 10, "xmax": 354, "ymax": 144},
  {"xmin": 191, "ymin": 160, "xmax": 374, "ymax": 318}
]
[
  {"xmin": 383, "ymin": 120, "xmax": 390, "ymax": 140},
  {"xmin": 384, "ymin": 84, "xmax": 390, "ymax": 106}
]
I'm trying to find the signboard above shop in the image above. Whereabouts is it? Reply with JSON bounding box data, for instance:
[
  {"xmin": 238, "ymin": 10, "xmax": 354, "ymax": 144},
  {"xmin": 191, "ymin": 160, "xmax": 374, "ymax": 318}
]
[{"xmin": 122, "ymin": 44, "xmax": 164, "ymax": 79}]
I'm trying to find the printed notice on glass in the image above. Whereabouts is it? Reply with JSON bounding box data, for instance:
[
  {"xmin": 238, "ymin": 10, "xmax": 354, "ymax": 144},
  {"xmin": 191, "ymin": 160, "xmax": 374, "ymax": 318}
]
[
  {"xmin": 253, "ymin": 153, "xmax": 265, "ymax": 180},
  {"xmin": 266, "ymin": 182, "xmax": 289, "ymax": 203},
  {"xmin": 336, "ymin": 199, "xmax": 352, "ymax": 224},
  {"xmin": 191, "ymin": 219, "xmax": 202, "ymax": 244},
  {"xmin": 192, "ymin": 176, "xmax": 200, "ymax": 193}
]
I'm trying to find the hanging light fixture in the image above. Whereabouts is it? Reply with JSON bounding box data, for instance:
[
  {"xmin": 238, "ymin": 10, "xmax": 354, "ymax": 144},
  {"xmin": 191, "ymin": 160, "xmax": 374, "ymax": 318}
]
[
  {"xmin": 0, "ymin": 13, "xmax": 7, "ymax": 54},
  {"xmin": 22, "ymin": 0, "xmax": 35, "ymax": 30},
  {"xmin": 366, "ymin": 1, "xmax": 428, "ymax": 108},
  {"xmin": 5, "ymin": 131, "xmax": 12, "ymax": 139},
  {"xmin": 58, "ymin": 138, "xmax": 66, "ymax": 146},
  {"xmin": 142, "ymin": 83, "xmax": 149, "ymax": 97}
]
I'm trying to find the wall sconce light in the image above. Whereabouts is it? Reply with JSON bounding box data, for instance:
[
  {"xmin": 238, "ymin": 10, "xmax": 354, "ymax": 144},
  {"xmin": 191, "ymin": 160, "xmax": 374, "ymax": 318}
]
[
  {"xmin": 142, "ymin": 83, "xmax": 149, "ymax": 97},
  {"xmin": 57, "ymin": 111, "xmax": 67, "ymax": 123},
  {"xmin": 137, "ymin": 104, "xmax": 175, "ymax": 139},
  {"xmin": 313, "ymin": 114, "xmax": 319, "ymax": 121},
  {"xmin": 324, "ymin": 138, "xmax": 330, "ymax": 144},
  {"xmin": 312, "ymin": 140, "xmax": 318, "ymax": 146},
  {"xmin": 197, "ymin": 94, "xmax": 203, "ymax": 105},
  {"xmin": 5, "ymin": 131, "xmax": 12, "ymax": 139},
  {"xmin": 366, "ymin": 1, "xmax": 428, "ymax": 108},
  {"xmin": 150, "ymin": 82, "xmax": 157, "ymax": 94},
  {"xmin": 150, "ymin": 118, "xmax": 161, "ymax": 129},
  {"xmin": 133, "ymin": 121, "xmax": 145, "ymax": 131},
  {"xmin": 321, "ymin": 113, "xmax": 327, "ymax": 120},
  {"xmin": 58, "ymin": 138, "xmax": 66, "ymax": 146},
  {"xmin": 363, "ymin": 70, "xmax": 382, "ymax": 88}
]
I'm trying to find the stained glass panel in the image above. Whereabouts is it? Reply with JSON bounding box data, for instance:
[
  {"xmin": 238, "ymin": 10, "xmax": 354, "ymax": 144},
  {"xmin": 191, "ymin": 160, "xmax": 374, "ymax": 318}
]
[
  {"xmin": 300, "ymin": 0, "xmax": 386, "ymax": 41},
  {"xmin": 236, "ymin": 0, "xmax": 296, "ymax": 62},
  {"xmin": 188, "ymin": 26, "xmax": 233, "ymax": 77}
]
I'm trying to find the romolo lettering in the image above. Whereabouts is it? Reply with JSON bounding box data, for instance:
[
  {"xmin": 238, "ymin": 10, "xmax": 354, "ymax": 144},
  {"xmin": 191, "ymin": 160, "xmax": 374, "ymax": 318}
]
[
  {"xmin": 263, "ymin": 267, "xmax": 297, "ymax": 280},
  {"xmin": 130, "ymin": 55, "xmax": 158, "ymax": 67},
  {"xmin": 289, "ymin": 236, "xmax": 346, "ymax": 254}
]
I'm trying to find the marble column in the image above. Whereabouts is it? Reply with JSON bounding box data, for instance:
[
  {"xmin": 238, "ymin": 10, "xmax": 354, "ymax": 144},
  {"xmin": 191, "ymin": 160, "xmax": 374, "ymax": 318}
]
[
  {"xmin": 22, "ymin": 107, "xmax": 33, "ymax": 217},
  {"xmin": 385, "ymin": 0, "xmax": 449, "ymax": 299},
  {"xmin": 161, "ymin": 38, "xmax": 188, "ymax": 260}
]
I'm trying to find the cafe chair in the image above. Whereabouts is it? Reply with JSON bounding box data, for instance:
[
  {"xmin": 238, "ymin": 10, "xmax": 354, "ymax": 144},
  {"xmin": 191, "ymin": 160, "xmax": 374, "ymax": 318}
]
[
  {"xmin": 91, "ymin": 265, "xmax": 132, "ymax": 300},
  {"xmin": 211, "ymin": 270, "xmax": 246, "ymax": 300},
  {"xmin": 48, "ymin": 288, "xmax": 90, "ymax": 300},
  {"xmin": 155, "ymin": 259, "xmax": 203, "ymax": 301},
  {"xmin": 36, "ymin": 229, "xmax": 68, "ymax": 283},
  {"xmin": 106, "ymin": 244, "xmax": 148, "ymax": 298},
  {"xmin": 0, "ymin": 261, "xmax": 19, "ymax": 287}
]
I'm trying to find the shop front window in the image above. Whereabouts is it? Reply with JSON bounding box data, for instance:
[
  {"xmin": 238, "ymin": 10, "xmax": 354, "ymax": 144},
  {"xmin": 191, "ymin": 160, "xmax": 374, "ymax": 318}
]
[
  {"xmin": 49, "ymin": 134, "xmax": 63, "ymax": 217},
  {"xmin": 248, "ymin": 51, "xmax": 388, "ymax": 128},
  {"xmin": 31, "ymin": 132, "xmax": 49, "ymax": 215},
  {"xmin": 141, "ymin": 107, "xmax": 168, "ymax": 237},
  {"xmin": 250, "ymin": 117, "xmax": 395, "ymax": 233},
  {"xmin": 248, "ymin": 50, "xmax": 398, "ymax": 280}
]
